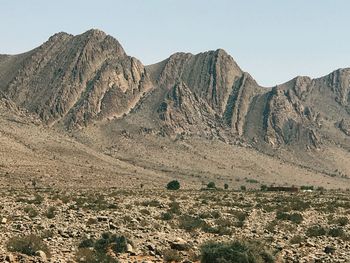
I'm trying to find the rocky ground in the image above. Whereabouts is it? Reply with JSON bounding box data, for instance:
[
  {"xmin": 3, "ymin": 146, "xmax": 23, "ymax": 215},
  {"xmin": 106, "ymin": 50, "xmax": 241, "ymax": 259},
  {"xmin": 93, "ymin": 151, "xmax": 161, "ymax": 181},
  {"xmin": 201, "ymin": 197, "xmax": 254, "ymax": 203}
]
[{"xmin": 0, "ymin": 187, "xmax": 349, "ymax": 262}]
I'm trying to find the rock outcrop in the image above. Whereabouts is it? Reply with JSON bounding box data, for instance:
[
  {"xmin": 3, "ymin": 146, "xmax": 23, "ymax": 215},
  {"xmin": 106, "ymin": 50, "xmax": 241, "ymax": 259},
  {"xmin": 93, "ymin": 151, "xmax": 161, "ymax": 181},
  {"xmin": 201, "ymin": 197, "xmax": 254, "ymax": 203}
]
[
  {"xmin": 0, "ymin": 29, "xmax": 152, "ymax": 128},
  {"xmin": 0, "ymin": 29, "xmax": 349, "ymax": 153}
]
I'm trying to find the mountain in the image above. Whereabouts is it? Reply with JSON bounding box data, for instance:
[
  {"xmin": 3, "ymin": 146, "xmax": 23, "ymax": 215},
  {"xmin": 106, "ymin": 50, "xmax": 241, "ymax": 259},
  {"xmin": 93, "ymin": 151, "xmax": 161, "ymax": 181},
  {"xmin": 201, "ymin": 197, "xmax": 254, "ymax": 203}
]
[
  {"xmin": 0, "ymin": 29, "xmax": 349, "ymax": 188},
  {"xmin": 0, "ymin": 29, "xmax": 151, "ymax": 128}
]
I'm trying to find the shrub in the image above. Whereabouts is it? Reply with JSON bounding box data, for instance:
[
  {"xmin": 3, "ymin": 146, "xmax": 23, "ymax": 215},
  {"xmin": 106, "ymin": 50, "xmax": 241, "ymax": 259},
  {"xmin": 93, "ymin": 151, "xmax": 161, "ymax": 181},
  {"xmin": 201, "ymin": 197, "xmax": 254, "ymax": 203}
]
[
  {"xmin": 276, "ymin": 211, "xmax": 303, "ymax": 224},
  {"xmin": 163, "ymin": 249, "xmax": 182, "ymax": 262},
  {"xmin": 289, "ymin": 213, "xmax": 303, "ymax": 224},
  {"xmin": 24, "ymin": 205, "xmax": 39, "ymax": 218},
  {"xmin": 79, "ymin": 238, "xmax": 95, "ymax": 248},
  {"xmin": 207, "ymin": 182, "xmax": 216, "ymax": 189},
  {"xmin": 167, "ymin": 180, "xmax": 180, "ymax": 190},
  {"xmin": 45, "ymin": 206, "xmax": 56, "ymax": 219},
  {"xmin": 336, "ymin": 217, "xmax": 349, "ymax": 226},
  {"xmin": 161, "ymin": 212, "xmax": 173, "ymax": 221},
  {"xmin": 77, "ymin": 232, "xmax": 129, "ymax": 260},
  {"xmin": 306, "ymin": 225, "xmax": 327, "ymax": 237},
  {"xmin": 290, "ymin": 235, "xmax": 305, "ymax": 244},
  {"xmin": 240, "ymin": 185, "xmax": 246, "ymax": 191},
  {"xmin": 179, "ymin": 215, "xmax": 205, "ymax": 232},
  {"xmin": 260, "ymin": 185, "xmax": 268, "ymax": 191},
  {"xmin": 234, "ymin": 211, "xmax": 248, "ymax": 222},
  {"xmin": 7, "ymin": 234, "xmax": 50, "ymax": 256},
  {"xmin": 328, "ymin": 227, "xmax": 345, "ymax": 237},
  {"xmin": 75, "ymin": 248, "xmax": 118, "ymax": 263},
  {"xmin": 224, "ymin": 183, "xmax": 229, "ymax": 190},
  {"xmin": 141, "ymin": 199, "xmax": 161, "ymax": 207},
  {"xmin": 290, "ymin": 199, "xmax": 310, "ymax": 211},
  {"xmin": 202, "ymin": 219, "xmax": 233, "ymax": 236},
  {"xmin": 200, "ymin": 240, "xmax": 274, "ymax": 263},
  {"xmin": 168, "ymin": 201, "xmax": 181, "ymax": 215},
  {"xmin": 300, "ymin": 185, "xmax": 314, "ymax": 191},
  {"xmin": 246, "ymin": 179, "xmax": 259, "ymax": 184}
]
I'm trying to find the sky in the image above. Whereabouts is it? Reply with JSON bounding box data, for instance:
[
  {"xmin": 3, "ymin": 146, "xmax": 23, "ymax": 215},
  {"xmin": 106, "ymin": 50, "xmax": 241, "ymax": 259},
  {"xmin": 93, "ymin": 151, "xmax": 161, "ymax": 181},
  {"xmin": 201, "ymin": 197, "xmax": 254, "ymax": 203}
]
[{"xmin": 1, "ymin": 0, "xmax": 349, "ymax": 87}]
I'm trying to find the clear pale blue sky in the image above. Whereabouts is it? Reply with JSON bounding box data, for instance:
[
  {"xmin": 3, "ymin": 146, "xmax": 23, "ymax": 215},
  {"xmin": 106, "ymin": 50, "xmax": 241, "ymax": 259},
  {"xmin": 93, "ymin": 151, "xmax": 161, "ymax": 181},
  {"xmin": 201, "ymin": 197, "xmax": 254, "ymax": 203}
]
[{"xmin": 1, "ymin": 0, "xmax": 349, "ymax": 86}]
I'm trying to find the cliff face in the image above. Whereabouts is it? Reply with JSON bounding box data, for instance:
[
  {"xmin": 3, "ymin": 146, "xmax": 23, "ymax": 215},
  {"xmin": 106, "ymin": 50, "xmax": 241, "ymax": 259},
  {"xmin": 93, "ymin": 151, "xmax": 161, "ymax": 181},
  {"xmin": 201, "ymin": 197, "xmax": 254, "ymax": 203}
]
[
  {"xmin": 0, "ymin": 29, "xmax": 151, "ymax": 128},
  {"xmin": 0, "ymin": 29, "xmax": 349, "ymax": 153}
]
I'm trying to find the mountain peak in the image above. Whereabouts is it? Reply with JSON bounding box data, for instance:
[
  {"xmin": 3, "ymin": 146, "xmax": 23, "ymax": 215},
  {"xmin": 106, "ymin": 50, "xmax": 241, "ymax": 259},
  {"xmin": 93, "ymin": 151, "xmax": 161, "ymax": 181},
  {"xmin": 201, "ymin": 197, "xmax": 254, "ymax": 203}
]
[
  {"xmin": 82, "ymin": 28, "xmax": 107, "ymax": 38},
  {"xmin": 47, "ymin": 31, "xmax": 72, "ymax": 43}
]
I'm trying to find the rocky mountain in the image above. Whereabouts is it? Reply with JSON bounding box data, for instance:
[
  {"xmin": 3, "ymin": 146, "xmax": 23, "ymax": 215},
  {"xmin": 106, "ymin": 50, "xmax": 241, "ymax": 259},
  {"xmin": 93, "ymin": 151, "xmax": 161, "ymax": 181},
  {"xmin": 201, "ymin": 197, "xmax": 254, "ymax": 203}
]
[
  {"xmin": 0, "ymin": 29, "xmax": 151, "ymax": 129},
  {"xmin": 0, "ymin": 29, "xmax": 349, "ymax": 185}
]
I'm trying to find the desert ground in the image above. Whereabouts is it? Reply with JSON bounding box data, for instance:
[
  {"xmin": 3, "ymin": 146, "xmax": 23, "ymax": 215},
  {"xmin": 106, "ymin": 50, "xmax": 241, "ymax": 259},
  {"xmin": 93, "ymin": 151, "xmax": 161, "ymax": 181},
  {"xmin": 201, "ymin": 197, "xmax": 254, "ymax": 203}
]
[{"xmin": 0, "ymin": 186, "xmax": 350, "ymax": 262}]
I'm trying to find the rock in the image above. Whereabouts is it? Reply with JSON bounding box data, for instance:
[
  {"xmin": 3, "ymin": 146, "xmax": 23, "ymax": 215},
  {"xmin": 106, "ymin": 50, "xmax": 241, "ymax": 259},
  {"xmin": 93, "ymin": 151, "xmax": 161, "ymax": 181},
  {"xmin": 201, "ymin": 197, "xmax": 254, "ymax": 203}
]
[
  {"xmin": 170, "ymin": 238, "xmax": 190, "ymax": 251},
  {"xmin": 5, "ymin": 253, "xmax": 15, "ymax": 262},
  {"xmin": 109, "ymin": 222, "xmax": 118, "ymax": 229},
  {"xmin": 306, "ymin": 241, "xmax": 315, "ymax": 247},
  {"xmin": 126, "ymin": 243, "xmax": 134, "ymax": 253},
  {"xmin": 36, "ymin": 250, "xmax": 47, "ymax": 261},
  {"xmin": 324, "ymin": 246, "xmax": 336, "ymax": 254},
  {"xmin": 58, "ymin": 229, "xmax": 70, "ymax": 238},
  {"xmin": 1, "ymin": 217, "xmax": 7, "ymax": 224},
  {"xmin": 147, "ymin": 243, "xmax": 156, "ymax": 251},
  {"xmin": 97, "ymin": 216, "xmax": 108, "ymax": 222}
]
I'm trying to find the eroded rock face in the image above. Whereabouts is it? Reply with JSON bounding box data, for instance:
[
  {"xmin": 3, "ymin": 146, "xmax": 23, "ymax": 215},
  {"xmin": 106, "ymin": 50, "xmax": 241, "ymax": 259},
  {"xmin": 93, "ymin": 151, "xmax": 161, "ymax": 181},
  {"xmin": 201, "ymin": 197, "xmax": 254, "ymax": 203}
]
[
  {"xmin": 0, "ymin": 29, "xmax": 350, "ymax": 152},
  {"xmin": 153, "ymin": 49, "xmax": 243, "ymax": 115},
  {"xmin": 263, "ymin": 78, "xmax": 320, "ymax": 148},
  {"xmin": 327, "ymin": 68, "xmax": 350, "ymax": 107},
  {"xmin": 0, "ymin": 29, "xmax": 151, "ymax": 128},
  {"xmin": 338, "ymin": 119, "xmax": 350, "ymax": 136},
  {"xmin": 157, "ymin": 81, "xmax": 217, "ymax": 137}
]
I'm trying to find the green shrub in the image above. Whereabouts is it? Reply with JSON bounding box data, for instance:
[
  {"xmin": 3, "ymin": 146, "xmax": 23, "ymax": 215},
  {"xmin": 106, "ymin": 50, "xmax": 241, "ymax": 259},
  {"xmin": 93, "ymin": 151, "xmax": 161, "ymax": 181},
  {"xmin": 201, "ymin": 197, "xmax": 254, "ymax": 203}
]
[
  {"xmin": 246, "ymin": 179, "xmax": 259, "ymax": 184},
  {"xmin": 75, "ymin": 248, "xmax": 118, "ymax": 263},
  {"xmin": 240, "ymin": 185, "xmax": 246, "ymax": 191},
  {"xmin": 179, "ymin": 215, "xmax": 205, "ymax": 232},
  {"xmin": 167, "ymin": 180, "xmax": 180, "ymax": 190},
  {"xmin": 200, "ymin": 240, "xmax": 274, "ymax": 263},
  {"xmin": 202, "ymin": 225, "xmax": 229, "ymax": 236},
  {"xmin": 290, "ymin": 235, "xmax": 305, "ymax": 244},
  {"xmin": 224, "ymin": 183, "xmax": 229, "ymax": 190},
  {"xmin": 306, "ymin": 225, "xmax": 327, "ymax": 237},
  {"xmin": 336, "ymin": 217, "xmax": 349, "ymax": 226},
  {"xmin": 24, "ymin": 205, "xmax": 39, "ymax": 218},
  {"xmin": 328, "ymin": 227, "xmax": 345, "ymax": 237},
  {"xmin": 79, "ymin": 238, "xmax": 95, "ymax": 248},
  {"xmin": 45, "ymin": 206, "xmax": 56, "ymax": 219},
  {"xmin": 207, "ymin": 182, "xmax": 216, "ymax": 189},
  {"xmin": 260, "ymin": 185, "xmax": 268, "ymax": 191},
  {"xmin": 276, "ymin": 211, "xmax": 303, "ymax": 224},
  {"xmin": 168, "ymin": 201, "xmax": 181, "ymax": 215},
  {"xmin": 77, "ymin": 232, "xmax": 129, "ymax": 260},
  {"xmin": 300, "ymin": 185, "xmax": 314, "ymax": 191},
  {"xmin": 141, "ymin": 199, "xmax": 161, "ymax": 207},
  {"xmin": 161, "ymin": 212, "xmax": 173, "ymax": 221},
  {"xmin": 7, "ymin": 234, "xmax": 50, "ymax": 256},
  {"xmin": 163, "ymin": 249, "xmax": 182, "ymax": 262}
]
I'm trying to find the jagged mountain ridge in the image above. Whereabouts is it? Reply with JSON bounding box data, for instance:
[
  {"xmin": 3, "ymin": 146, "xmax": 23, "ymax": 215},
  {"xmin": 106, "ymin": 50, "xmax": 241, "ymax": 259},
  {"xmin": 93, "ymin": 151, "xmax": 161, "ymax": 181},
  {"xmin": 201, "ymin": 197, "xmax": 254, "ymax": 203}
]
[
  {"xmin": 0, "ymin": 29, "xmax": 349, "ymax": 153},
  {"xmin": 0, "ymin": 29, "xmax": 151, "ymax": 129}
]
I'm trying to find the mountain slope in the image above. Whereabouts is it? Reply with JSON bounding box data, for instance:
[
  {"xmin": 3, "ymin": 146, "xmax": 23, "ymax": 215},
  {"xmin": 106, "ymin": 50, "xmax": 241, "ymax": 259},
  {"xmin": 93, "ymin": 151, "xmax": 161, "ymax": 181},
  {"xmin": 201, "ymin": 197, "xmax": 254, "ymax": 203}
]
[
  {"xmin": 0, "ymin": 29, "xmax": 349, "ymax": 187},
  {"xmin": 0, "ymin": 29, "xmax": 152, "ymax": 128}
]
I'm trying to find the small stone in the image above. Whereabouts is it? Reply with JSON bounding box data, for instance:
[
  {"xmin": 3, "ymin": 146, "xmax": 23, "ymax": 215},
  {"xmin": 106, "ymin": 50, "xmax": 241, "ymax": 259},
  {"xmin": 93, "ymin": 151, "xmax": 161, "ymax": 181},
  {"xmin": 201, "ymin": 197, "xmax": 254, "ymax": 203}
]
[
  {"xmin": 5, "ymin": 253, "xmax": 15, "ymax": 262},
  {"xmin": 126, "ymin": 243, "xmax": 133, "ymax": 253},
  {"xmin": 147, "ymin": 243, "xmax": 156, "ymax": 251},
  {"xmin": 324, "ymin": 246, "xmax": 336, "ymax": 254},
  {"xmin": 36, "ymin": 250, "xmax": 47, "ymax": 261},
  {"xmin": 109, "ymin": 222, "xmax": 118, "ymax": 230},
  {"xmin": 1, "ymin": 217, "xmax": 7, "ymax": 224},
  {"xmin": 97, "ymin": 216, "xmax": 108, "ymax": 222},
  {"xmin": 170, "ymin": 238, "xmax": 190, "ymax": 251}
]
